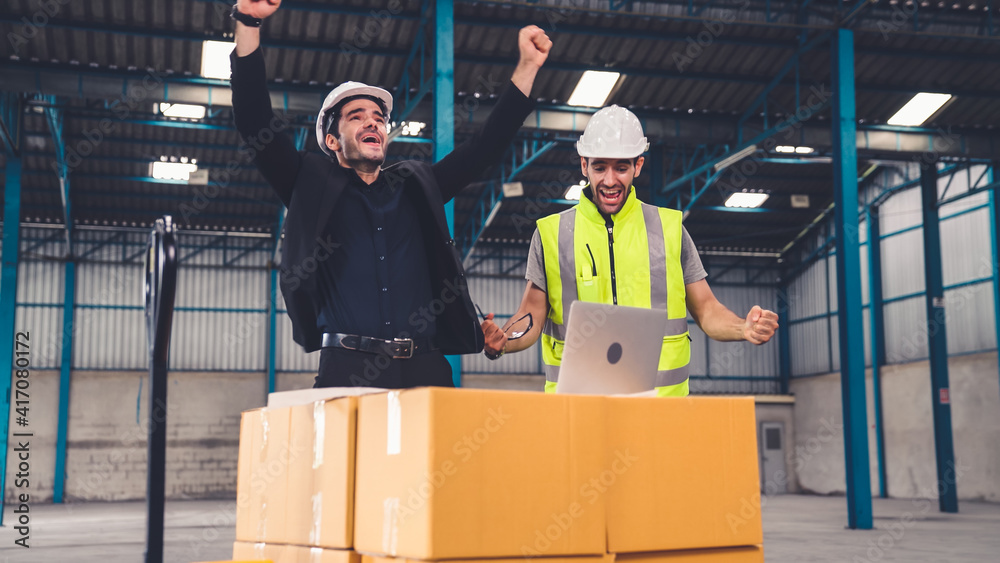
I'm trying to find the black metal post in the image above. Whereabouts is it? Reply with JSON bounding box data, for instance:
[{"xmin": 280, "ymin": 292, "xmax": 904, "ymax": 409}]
[{"xmin": 144, "ymin": 216, "xmax": 177, "ymax": 563}]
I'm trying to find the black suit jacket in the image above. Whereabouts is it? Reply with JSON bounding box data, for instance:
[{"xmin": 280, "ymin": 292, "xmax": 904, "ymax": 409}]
[{"xmin": 231, "ymin": 47, "xmax": 535, "ymax": 353}]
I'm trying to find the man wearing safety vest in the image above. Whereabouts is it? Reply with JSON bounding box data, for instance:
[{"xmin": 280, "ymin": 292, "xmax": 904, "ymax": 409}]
[{"xmin": 480, "ymin": 105, "xmax": 779, "ymax": 396}]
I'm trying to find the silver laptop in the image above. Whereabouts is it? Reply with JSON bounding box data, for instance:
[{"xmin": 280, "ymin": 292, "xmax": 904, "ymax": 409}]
[{"xmin": 555, "ymin": 301, "xmax": 666, "ymax": 395}]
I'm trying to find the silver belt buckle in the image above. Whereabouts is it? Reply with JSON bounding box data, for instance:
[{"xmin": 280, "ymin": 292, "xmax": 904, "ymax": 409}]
[{"xmin": 393, "ymin": 337, "xmax": 414, "ymax": 359}]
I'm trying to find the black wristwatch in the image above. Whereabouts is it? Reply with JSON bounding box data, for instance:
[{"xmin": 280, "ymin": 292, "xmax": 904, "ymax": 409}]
[
  {"xmin": 484, "ymin": 345, "xmax": 505, "ymax": 361},
  {"xmin": 231, "ymin": 4, "xmax": 262, "ymax": 27}
]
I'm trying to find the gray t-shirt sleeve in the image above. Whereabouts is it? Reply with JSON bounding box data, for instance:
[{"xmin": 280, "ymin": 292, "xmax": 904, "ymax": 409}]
[
  {"xmin": 681, "ymin": 226, "xmax": 708, "ymax": 285},
  {"xmin": 525, "ymin": 228, "xmax": 547, "ymax": 292}
]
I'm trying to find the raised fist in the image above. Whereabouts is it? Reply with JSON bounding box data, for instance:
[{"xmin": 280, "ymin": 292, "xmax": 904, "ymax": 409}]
[
  {"xmin": 237, "ymin": 0, "xmax": 282, "ymax": 20},
  {"xmin": 518, "ymin": 25, "xmax": 552, "ymax": 70}
]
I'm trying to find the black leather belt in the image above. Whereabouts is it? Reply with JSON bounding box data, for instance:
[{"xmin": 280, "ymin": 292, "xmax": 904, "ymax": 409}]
[{"xmin": 321, "ymin": 332, "xmax": 437, "ymax": 358}]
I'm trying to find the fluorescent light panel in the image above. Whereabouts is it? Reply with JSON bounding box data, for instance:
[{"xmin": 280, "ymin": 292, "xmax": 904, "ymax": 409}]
[
  {"xmin": 776, "ymin": 145, "xmax": 814, "ymax": 154},
  {"xmin": 714, "ymin": 144, "xmax": 757, "ymax": 172},
  {"xmin": 887, "ymin": 92, "xmax": 952, "ymax": 126},
  {"xmin": 724, "ymin": 192, "xmax": 769, "ymax": 208},
  {"xmin": 567, "ymin": 71, "xmax": 621, "ymax": 107},
  {"xmin": 201, "ymin": 40, "xmax": 235, "ymax": 79},
  {"xmin": 151, "ymin": 161, "xmax": 198, "ymax": 181},
  {"xmin": 158, "ymin": 103, "xmax": 207, "ymax": 119}
]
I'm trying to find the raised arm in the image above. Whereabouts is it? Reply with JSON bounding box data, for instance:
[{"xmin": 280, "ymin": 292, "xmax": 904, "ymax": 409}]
[
  {"xmin": 431, "ymin": 26, "xmax": 551, "ymax": 202},
  {"xmin": 230, "ymin": 0, "xmax": 301, "ymax": 207},
  {"xmin": 686, "ymin": 279, "xmax": 779, "ymax": 344}
]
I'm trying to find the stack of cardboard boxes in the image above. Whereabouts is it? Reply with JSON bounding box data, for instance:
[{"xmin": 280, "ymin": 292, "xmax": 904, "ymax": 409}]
[{"xmin": 232, "ymin": 388, "xmax": 763, "ymax": 563}]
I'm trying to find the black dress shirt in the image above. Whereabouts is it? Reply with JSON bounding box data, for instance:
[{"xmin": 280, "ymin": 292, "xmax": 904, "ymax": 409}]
[{"xmin": 315, "ymin": 169, "xmax": 435, "ymax": 340}]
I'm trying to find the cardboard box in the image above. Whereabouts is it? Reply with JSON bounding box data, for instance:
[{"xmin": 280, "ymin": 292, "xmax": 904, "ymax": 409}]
[
  {"xmin": 235, "ymin": 410, "xmax": 258, "ymax": 542},
  {"xmin": 362, "ymin": 555, "xmax": 612, "ymax": 563},
  {"xmin": 604, "ymin": 397, "xmax": 762, "ymax": 552},
  {"xmin": 360, "ymin": 548, "xmax": 760, "ymax": 563},
  {"xmin": 232, "ymin": 540, "xmax": 283, "ymax": 561},
  {"xmin": 232, "ymin": 543, "xmax": 360, "ymax": 563},
  {"xmin": 286, "ymin": 545, "xmax": 361, "ymax": 563},
  {"xmin": 235, "ymin": 407, "xmax": 293, "ymax": 543},
  {"xmin": 237, "ymin": 396, "xmax": 358, "ymax": 548},
  {"xmin": 616, "ymin": 546, "xmax": 763, "ymax": 562},
  {"xmin": 354, "ymin": 388, "xmax": 606, "ymax": 559},
  {"xmin": 287, "ymin": 397, "xmax": 359, "ymax": 548}
]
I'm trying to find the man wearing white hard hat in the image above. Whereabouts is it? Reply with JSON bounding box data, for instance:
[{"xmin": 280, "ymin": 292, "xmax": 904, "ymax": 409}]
[
  {"xmin": 229, "ymin": 0, "xmax": 552, "ymax": 388},
  {"xmin": 480, "ymin": 105, "xmax": 779, "ymax": 396}
]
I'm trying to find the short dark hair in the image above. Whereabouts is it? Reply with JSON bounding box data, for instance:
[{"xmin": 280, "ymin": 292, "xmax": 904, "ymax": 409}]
[
  {"xmin": 585, "ymin": 157, "xmax": 639, "ymax": 165},
  {"xmin": 325, "ymin": 94, "xmax": 388, "ymax": 140}
]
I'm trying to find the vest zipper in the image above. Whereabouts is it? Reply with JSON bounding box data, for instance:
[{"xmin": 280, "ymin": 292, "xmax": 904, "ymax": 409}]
[{"xmin": 605, "ymin": 217, "xmax": 617, "ymax": 305}]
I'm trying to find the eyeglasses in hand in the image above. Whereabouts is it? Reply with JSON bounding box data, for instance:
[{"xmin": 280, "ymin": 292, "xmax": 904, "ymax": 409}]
[{"xmin": 475, "ymin": 305, "xmax": 534, "ymax": 340}]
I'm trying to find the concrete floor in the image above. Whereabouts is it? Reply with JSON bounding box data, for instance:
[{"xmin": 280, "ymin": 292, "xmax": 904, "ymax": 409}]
[{"xmin": 1, "ymin": 495, "xmax": 998, "ymax": 562}]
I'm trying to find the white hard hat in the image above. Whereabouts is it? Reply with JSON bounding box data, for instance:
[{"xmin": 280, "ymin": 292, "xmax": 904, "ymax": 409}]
[
  {"xmin": 315, "ymin": 81, "xmax": 393, "ymax": 156},
  {"xmin": 576, "ymin": 105, "xmax": 649, "ymax": 159}
]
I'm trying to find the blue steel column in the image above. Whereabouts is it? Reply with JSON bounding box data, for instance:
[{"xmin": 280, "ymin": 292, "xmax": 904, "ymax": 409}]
[
  {"xmin": 777, "ymin": 283, "xmax": 791, "ymax": 394},
  {"xmin": 54, "ymin": 259, "xmax": 75, "ymax": 503},
  {"xmin": 866, "ymin": 205, "xmax": 888, "ymax": 499},
  {"xmin": 268, "ymin": 267, "xmax": 279, "ymax": 394},
  {"xmin": 831, "ymin": 28, "xmax": 873, "ymax": 530},
  {"xmin": 990, "ymin": 167, "xmax": 1000, "ymax": 398},
  {"xmin": 919, "ymin": 162, "xmax": 959, "ymax": 513},
  {"xmin": 434, "ymin": 0, "xmax": 460, "ymax": 387},
  {"xmin": 0, "ymin": 157, "xmax": 23, "ymax": 523}
]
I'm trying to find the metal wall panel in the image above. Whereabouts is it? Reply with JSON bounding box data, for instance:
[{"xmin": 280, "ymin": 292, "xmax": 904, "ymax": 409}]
[
  {"xmin": 944, "ymin": 282, "xmax": 997, "ymax": 355},
  {"xmin": 883, "ymin": 298, "xmax": 928, "ymax": 364},
  {"xmin": 707, "ymin": 285, "xmax": 780, "ymax": 377},
  {"xmin": 879, "ymin": 186, "xmax": 923, "ymax": 234},
  {"xmin": 788, "ymin": 256, "xmax": 830, "ymax": 321},
  {"xmin": 74, "ymin": 261, "xmax": 145, "ymax": 369},
  {"xmin": 277, "ymin": 312, "xmax": 320, "ymax": 373},
  {"xmin": 881, "ymin": 230, "xmax": 925, "ymax": 299},
  {"xmin": 790, "ymin": 318, "xmax": 831, "ymax": 376},
  {"xmin": 170, "ymin": 266, "xmax": 268, "ymax": 371},
  {"xmin": 939, "ymin": 207, "xmax": 992, "ymax": 286},
  {"xmin": 17, "ymin": 259, "xmax": 64, "ymax": 369}
]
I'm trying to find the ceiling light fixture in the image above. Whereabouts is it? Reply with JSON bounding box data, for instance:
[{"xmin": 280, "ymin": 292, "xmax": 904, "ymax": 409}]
[
  {"xmin": 201, "ymin": 40, "xmax": 235, "ymax": 80},
  {"xmin": 158, "ymin": 103, "xmax": 207, "ymax": 119},
  {"xmin": 887, "ymin": 92, "xmax": 952, "ymax": 126},
  {"xmin": 567, "ymin": 71, "xmax": 621, "ymax": 107},
  {"xmin": 151, "ymin": 159, "xmax": 198, "ymax": 181},
  {"xmin": 724, "ymin": 191, "xmax": 769, "ymax": 208},
  {"xmin": 713, "ymin": 144, "xmax": 757, "ymax": 172}
]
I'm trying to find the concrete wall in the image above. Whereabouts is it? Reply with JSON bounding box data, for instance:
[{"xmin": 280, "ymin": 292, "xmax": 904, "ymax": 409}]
[
  {"xmin": 5, "ymin": 370, "xmax": 272, "ymax": 503},
  {"xmin": 790, "ymin": 351, "xmax": 1000, "ymax": 503}
]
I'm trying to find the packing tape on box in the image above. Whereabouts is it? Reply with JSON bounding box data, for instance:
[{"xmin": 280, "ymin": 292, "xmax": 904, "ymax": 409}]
[
  {"xmin": 313, "ymin": 400, "xmax": 325, "ymax": 469},
  {"xmin": 311, "ymin": 547, "xmax": 323, "ymax": 563},
  {"xmin": 258, "ymin": 408, "xmax": 269, "ymax": 541},
  {"xmin": 387, "ymin": 391, "xmax": 401, "ymax": 456},
  {"xmin": 310, "ymin": 491, "xmax": 323, "ymax": 545},
  {"xmin": 253, "ymin": 542, "xmax": 266, "ymax": 558},
  {"xmin": 382, "ymin": 496, "xmax": 400, "ymax": 555}
]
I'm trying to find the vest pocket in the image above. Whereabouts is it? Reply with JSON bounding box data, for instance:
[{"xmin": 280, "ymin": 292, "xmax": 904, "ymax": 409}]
[
  {"xmin": 659, "ymin": 331, "xmax": 691, "ymax": 371},
  {"xmin": 551, "ymin": 339, "xmax": 565, "ymax": 362},
  {"xmin": 576, "ymin": 271, "xmax": 603, "ymax": 303}
]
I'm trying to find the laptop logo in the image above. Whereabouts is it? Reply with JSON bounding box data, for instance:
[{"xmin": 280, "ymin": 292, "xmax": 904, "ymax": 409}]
[{"xmin": 607, "ymin": 342, "xmax": 623, "ymax": 364}]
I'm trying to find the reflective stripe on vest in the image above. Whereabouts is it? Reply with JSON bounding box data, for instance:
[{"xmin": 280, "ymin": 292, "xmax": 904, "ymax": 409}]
[{"xmin": 538, "ymin": 187, "xmax": 690, "ymax": 395}]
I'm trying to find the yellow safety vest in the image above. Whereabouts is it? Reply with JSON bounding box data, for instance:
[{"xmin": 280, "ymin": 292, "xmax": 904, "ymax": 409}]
[{"xmin": 537, "ymin": 186, "xmax": 690, "ymax": 397}]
